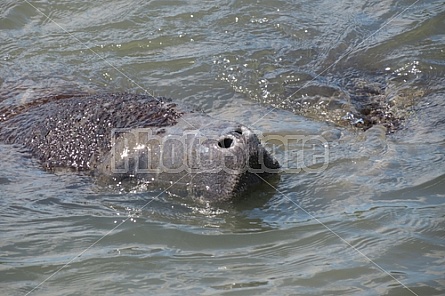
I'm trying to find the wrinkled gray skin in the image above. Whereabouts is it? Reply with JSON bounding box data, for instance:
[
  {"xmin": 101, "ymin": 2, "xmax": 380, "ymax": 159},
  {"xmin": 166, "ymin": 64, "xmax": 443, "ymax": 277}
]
[{"xmin": 0, "ymin": 93, "xmax": 280, "ymax": 202}]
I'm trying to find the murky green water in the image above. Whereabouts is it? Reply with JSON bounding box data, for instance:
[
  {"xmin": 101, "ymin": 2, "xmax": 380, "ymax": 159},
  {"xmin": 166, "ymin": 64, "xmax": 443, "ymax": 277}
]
[{"xmin": 1, "ymin": 0, "xmax": 444, "ymax": 295}]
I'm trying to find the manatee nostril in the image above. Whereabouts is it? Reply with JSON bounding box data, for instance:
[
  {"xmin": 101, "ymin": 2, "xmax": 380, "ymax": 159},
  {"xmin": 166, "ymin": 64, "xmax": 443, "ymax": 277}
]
[
  {"xmin": 234, "ymin": 127, "xmax": 243, "ymax": 135},
  {"xmin": 218, "ymin": 137, "xmax": 234, "ymax": 149}
]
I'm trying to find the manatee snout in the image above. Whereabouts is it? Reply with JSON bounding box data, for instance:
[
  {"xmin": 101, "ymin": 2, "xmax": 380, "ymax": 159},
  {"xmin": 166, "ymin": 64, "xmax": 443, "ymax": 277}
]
[
  {"xmin": 175, "ymin": 122, "xmax": 280, "ymax": 202},
  {"xmin": 217, "ymin": 125, "xmax": 246, "ymax": 149},
  {"xmin": 216, "ymin": 124, "xmax": 279, "ymax": 174}
]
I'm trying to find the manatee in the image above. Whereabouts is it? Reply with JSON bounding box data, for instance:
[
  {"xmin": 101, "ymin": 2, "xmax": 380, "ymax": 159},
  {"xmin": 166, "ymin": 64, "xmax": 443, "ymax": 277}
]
[
  {"xmin": 0, "ymin": 93, "xmax": 280, "ymax": 202},
  {"xmin": 282, "ymin": 77, "xmax": 416, "ymax": 133}
]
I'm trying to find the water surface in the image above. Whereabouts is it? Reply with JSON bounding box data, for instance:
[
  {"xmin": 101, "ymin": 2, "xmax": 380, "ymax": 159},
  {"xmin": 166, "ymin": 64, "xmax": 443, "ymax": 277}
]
[{"xmin": 1, "ymin": 0, "xmax": 444, "ymax": 295}]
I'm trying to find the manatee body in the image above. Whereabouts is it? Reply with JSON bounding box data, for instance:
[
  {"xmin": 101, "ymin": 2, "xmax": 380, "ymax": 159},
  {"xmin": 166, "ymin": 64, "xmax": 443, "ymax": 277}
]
[{"xmin": 0, "ymin": 93, "xmax": 279, "ymax": 202}]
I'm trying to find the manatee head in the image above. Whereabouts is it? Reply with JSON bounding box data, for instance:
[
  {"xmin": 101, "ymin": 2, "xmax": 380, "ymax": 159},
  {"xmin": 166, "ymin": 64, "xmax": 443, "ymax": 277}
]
[{"xmin": 99, "ymin": 111, "xmax": 280, "ymax": 202}]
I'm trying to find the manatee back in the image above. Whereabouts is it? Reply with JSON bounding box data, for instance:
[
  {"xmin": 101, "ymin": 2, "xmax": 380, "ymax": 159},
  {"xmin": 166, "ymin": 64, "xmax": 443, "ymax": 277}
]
[{"xmin": 0, "ymin": 93, "xmax": 183, "ymax": 170}]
